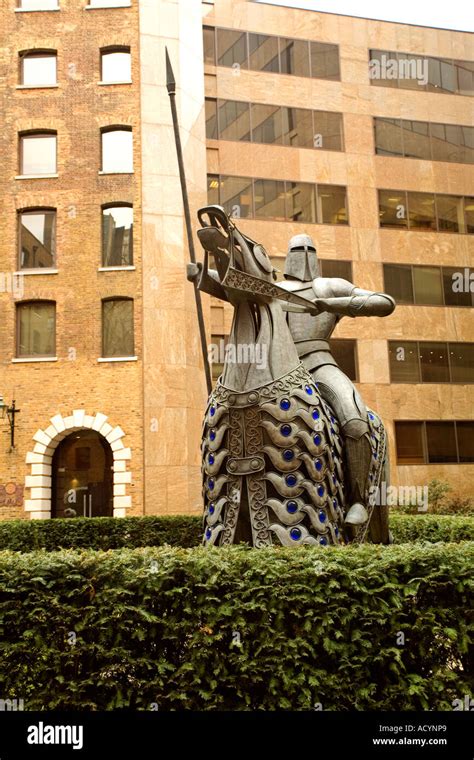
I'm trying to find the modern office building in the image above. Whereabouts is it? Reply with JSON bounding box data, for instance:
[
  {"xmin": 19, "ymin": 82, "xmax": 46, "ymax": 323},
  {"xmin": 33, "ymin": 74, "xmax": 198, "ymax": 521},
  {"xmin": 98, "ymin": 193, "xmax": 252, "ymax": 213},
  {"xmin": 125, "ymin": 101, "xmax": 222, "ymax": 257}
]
[{"xmin": 0, "ymin": 0, "xmax": 472, "ymax": 521}]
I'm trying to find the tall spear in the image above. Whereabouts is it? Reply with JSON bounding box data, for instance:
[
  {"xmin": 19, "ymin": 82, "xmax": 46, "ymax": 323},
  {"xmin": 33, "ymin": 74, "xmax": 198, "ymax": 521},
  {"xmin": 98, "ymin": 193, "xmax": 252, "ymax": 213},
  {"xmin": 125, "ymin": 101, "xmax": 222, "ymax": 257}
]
[{"xmin": 165, "ymin": 47, "xmax": 213, "ymax": 396}]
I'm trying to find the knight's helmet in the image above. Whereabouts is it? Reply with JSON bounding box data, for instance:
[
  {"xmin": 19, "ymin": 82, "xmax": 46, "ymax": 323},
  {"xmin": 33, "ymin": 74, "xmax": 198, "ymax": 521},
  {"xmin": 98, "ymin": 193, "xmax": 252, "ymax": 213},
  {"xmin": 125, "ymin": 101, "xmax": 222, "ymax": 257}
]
[{"xmin": 284, "ymin": 234, "xmax": 320, "ymax": 281}]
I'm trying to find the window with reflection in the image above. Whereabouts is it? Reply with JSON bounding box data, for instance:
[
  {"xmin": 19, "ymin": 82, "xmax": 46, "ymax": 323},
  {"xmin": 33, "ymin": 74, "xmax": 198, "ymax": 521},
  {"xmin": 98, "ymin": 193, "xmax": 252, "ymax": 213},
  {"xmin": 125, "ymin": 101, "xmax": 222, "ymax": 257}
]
[
  {"xmin": 443, "ymin": 267, "xmax": 474, "ymax": 307},
  {"xmin": 395, "ymin": 422, "xmax": 425, "ymax": 464},
  {"xmin": 102, "ymin": 298, "xmax": 134, "ymax": 357},
  {"xmin": 282, "ymin": 107, "xmax": 314, "ymax": 148},
  {"xmin": 205, "ymin": 98, "xmax": 218, "ymax": 140},
  {"xmin": 101, "ymin": 128, "xmax": 133, "ymax": 173},
  {"xmin": 456, "ymin": 422, "xmax": 474, "ymax": 462},
  {"xmin": 370, "ymin": 50, "xmax": 474, "ymax": 97},
  {"xmin": 369, "ymin": 50, "xmax": 399, "ymax": 88},
  {"xmin": 318, "ymin": 185, "xmax": 348, "ymax": 225},
  {"xmin": 18, "ymin": 209, "xmax": 56, "ymax": 269},
  {"xmin": 426, "ymin": 421, "xmax": 457, "ymax": 463},
  {"xmin": 251, "ymin": 103, "xmax": 283, "ymax": 145},
  {"xmin": 449, "ymin": 343, "xmax": 474, "ymax": 383},
  {"xmin": 101, "ymin": 48, "xmax": 131, "ymax": 83},
  {"xmin": 102, "ymin": 205, "xmax": 133, "ymax": 267},
  {"xmin": 207, "ymin": 175, "xmax": 220, "ymax": 206},
  {"xmin": 413, "ymin": 266, "xmax": 443, "ymax": 305},
  {"xmin": 248, "ymin": 33, "xmax": 279, "ymax": 73},
  {"xmin": 374, "ymin": 118, "xmax": 403, "ymax": 156},
  {"xmin": 220, "ymin": 176, "xmax": 253, "ymax": 218},
  {"xmin": 378, "ymin": 190, "xmax": 408, "ymax": 228},
  {"xmin": 401, "ymin": 120, "xmax": 431, "ymax": 160},
  {"xmin": 427, "ymin": 58, "xmax": 456, "ymax": 93},
  {"xmin": 383, "ymin": 264, "xmax": 414, "ymax": 304},
  {"xmin": 17, "ymin": 301, "xmax": 55, "ymax": 358},
  {"xmin": 456, "ymin": 60, "xmax": 474, "ymax": 96},
  {"xmin": 419, "ymin": 342, "xmax": 450, "ymax": 383},
  {"xmin": 216, "ymin": 29, "xmax": 248, "ymax": 68},
  {"xmin": 286, "ymin": 182, "xmax": 316, "ymax": 223},
  {"xmin": 203, "ymin": 26, "xmax": 216, "ymax": 65},
  {"xmin": 331, "ymin": 339, "xmax": 357, "ymax": 380},
  {"xmin": 310, "ymin": 42, "xmax": 339, "ymax": 80},
  {"xmin": 436, "ymin": 195, "xmax": 464, "ymax": 233},
  {"xmin": 407, "ymin": 192, "xmax": 436, "ymax": 230},
  {"xmin": 465, "ymin": 197, "xmax": 474, "ymax": 233},
  {"xmin": 254, "ymin": 179, "xmax": 286, "ymax": 220},
  {"xmin": 217, "ymin": 99, "xmax": 250, "ymax": 142},
  {"xmin": 389, "ymin": 342, "xmax": 420, "ymax": 382},
  {"xmin": 20, "ymin": 131, "xmax": 57, "ymax": 175},
  {"xmin": 20, "ymin": 51, "xmax": 56, "ymax": 86},
  {"xmin": 313, "ymin": 111, "xmax": 343, "ymax": 151},
  {"xmin": 279, "ymin": 38, "xmax": 310, "ymax": 77},
  {"xmin": 320, "ymin": 259, "xmax": 352, "ymax": 280}
]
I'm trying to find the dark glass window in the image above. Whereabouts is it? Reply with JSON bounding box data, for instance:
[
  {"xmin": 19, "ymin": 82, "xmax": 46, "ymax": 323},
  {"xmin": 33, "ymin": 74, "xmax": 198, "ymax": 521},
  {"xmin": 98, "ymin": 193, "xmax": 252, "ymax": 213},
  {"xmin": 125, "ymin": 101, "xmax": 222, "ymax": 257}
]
[
  {"xmin": 427, "ymin": 57, "xmax": 456, "ymax": 94},
  {"xmin": 369, "ymin": 50, "xmax": 399, "ymax": 88},
  {"xmin": 203, "ymin": 26, "xmax": 216, "ymax": 65},
  {"xmin": 219, "ymin": 175, "xmax": 253, "ymax": 218},
  {"xmin": 383, "ymin": 264, "xmax": 413, "ymax": 304},
  {"xmin": 389, "ymin": 342, "xmax": 420, "ymax": 382},
  {"xmin": 395, "ymin": 422, "xmax": 425, "ymax": 464},
  {"xmin": 407, "ymin": 192, "xmax": 436, "ymax": 230},
  {"xmin": 102, "ymin": 298, "xmax": 134, "ymax": 358},
  {"xmin": 465, "ymin": 197, "xmax": 474, "ymax": 233},
  {"xmin": 443, "ymin": 267, "xmax": 474, "ymax": 307},
  {"xmin": 313, "ymin": 111, "xmax": 343, "ymax": 151},
  {"xmin": 331, "ymin": 339, "xmax": 357, "ymax": 380},
  {"xmin": 401, "ymin": 120, "xmax": 431, "ymax": 160},
  {"xmin": 207, "ymin": 175, "xmax": 220, "ymax": 206},
  {"xmin": 102, "ymin": 205, "xmax": 133, "ymax": 267},
  {"xmin": 205, "ymin": 98, "xmax": 218, "ymax": 140},
  {"xmin": 370, "ymin": 50, "xmax": 474, "ymax": 96},
  {"xmin": 396, "ymin": 52, "xmax": 427, "ymax": 91},
  {"xmin": 456, "ymin": 422, "xmax": 474, "ymax": 462},
  {"xmin": 456, "ymin": 60, "xmax": 474, "ymax": 96},
  {"xmin": 286, "ymin": 182, "xmax": 316, "ymax": 223},
  {"xmin": 279, "ymin": 38, "xmax": 310, "ymax": 77},
  {"xmin": 216, "ymin": 29, "xmax": 248, "ymax": 68},
  {"xmin": 254, "ymin": 179, "xmax": 286, "ymax": 220},
  {"xmin": 310, "ymin": 42, "xmax": 339, "ymax": 80},
  {"xmin": 320, "ymin": 260, "xmax": 352, "ymax": 280},
  {"xmin": 251, "ymin": 103, "xmax": 283, "ymax": 145},
  {"xmin": 374, "ymin": 118, "xmax": 403, "ymax": 156},
  {"xmin": 318, "ymin": 185, "xmax": 348, "ymax": 225},
  {"xmin": 419, "ymin": 342, "xmax": 450, "ymax": 383},
  {"xmin": 282, "ymin": 107, "xmax": 314, "ymax": 148},
  {"xmin": 413, "ymin": 266, "xmax": 443, "ymax": 305},
  {"xmin": 426, "ymin": 421, "xmax": 457, "ymax": 463},
  {"xmin": 378, "ymin": 190, "xmax": 408, "ymax": 228},
  {"xmin": 18, "ymin": 209, "xmax": 55, "ymax": 269},
  {"xmin": 436, "ymin": 194, "xmax": 464, "ymax": 233},
  {"xmin": 17, "ymin": 301, "xmax": 55, "ymax": 358},
  {"xmin": 248, "ymin": 33, "xmax": 279, "ymax": 73},
  {"xmin": 217, "ymin": 99, "xmax": 250, "ymax": 142},
  {"xmin": 449, "ymin": 343, "xmax": 474, "ymax": 383}
]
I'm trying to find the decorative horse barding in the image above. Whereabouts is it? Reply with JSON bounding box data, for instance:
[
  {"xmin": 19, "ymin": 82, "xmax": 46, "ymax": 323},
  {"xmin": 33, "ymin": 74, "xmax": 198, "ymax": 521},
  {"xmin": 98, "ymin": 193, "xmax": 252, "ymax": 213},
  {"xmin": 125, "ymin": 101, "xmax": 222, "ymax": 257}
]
[{"xmin": 188, "ymin": 206, "xmax": 391, "ymax": 547}]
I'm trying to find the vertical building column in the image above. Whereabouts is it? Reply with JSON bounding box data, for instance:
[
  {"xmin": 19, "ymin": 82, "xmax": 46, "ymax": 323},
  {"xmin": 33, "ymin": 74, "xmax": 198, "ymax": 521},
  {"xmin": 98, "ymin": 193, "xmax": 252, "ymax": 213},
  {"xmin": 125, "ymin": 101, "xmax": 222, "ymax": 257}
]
[{"xmin": 139, "ymin": 0, "xmax": 209, "ymax": 514}]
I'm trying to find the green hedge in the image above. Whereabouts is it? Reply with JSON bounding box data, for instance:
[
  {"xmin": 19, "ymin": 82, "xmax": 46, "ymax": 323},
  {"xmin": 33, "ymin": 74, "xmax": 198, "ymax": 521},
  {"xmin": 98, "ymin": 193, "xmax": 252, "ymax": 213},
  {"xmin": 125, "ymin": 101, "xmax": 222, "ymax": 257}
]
[
  {"xmin": 0, "ymin": 543, "xmax": 472, "ymax": 710},
  {"xmin": 0, "ymin": 513, "xmax": 472, "ymax": 552}
]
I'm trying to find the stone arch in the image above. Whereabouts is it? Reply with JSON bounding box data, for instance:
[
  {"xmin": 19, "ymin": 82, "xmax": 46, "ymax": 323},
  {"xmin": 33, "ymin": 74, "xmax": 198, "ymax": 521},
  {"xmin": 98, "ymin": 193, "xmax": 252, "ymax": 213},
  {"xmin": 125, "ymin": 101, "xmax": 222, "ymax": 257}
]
[{"xmin": 24, "ymin": 410, "xmax": 132, "ymax": 519}]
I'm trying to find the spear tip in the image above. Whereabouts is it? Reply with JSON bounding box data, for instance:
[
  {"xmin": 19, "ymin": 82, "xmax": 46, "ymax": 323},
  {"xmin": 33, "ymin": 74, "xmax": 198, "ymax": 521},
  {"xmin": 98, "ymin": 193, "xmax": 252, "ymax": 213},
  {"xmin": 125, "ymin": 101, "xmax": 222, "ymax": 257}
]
[{"xmin": 165, "ymin": 47, "xmax": 176, "ymax": 94}]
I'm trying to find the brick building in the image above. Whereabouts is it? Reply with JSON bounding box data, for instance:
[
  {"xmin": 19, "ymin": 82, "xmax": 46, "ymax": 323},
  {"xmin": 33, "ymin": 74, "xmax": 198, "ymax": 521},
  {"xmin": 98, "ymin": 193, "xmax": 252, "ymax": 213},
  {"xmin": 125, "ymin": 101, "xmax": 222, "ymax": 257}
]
[{"xmin": 0, "ymin": 0, "xmax": 472, "ymax": 521}]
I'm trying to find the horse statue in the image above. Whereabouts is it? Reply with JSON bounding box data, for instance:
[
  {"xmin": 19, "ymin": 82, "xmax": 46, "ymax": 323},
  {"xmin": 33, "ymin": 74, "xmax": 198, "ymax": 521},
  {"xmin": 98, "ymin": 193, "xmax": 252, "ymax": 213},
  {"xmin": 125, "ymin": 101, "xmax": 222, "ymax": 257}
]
[{"xmin": 187, "ymin": 205, "xmax": 395, "ymax": 548}]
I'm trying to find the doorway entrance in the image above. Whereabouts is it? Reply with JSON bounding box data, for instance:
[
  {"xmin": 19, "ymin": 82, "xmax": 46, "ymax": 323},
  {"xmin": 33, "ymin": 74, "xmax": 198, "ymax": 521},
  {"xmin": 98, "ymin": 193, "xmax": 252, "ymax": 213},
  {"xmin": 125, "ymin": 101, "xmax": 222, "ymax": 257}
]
[{"xmin": 51, "ymin": 430, "xmax": 113, "ymax": 518}]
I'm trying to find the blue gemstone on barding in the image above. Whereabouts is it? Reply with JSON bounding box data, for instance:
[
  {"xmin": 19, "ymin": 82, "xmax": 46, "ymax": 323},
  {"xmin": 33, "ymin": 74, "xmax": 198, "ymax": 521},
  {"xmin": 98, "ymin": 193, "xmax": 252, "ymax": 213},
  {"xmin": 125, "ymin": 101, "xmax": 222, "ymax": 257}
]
[
  {"xmin": 373, "ymin": 453, "xmax": 377, "ymax": 460},
  {"xmin": 209, "ymin": 429, "xmax": 216, "ymax": 441},
  {"xmin": 312, "ymin": 409, "xmax": 320, "ymax": 420},
  {"xmin": 208, "ymin": 454, "xmax": 215, "ymax": 465},
  {"xmin": 286, "ymin": 500, "xmax": 298, "ymax": 514},
  {"xmin": 280, "ymin": 398, "xmax": 291, "ymax": 410},
  {"xmin": 335, "ymin": 527, "xmax": 339, "ymax": 537},
  {"xmin": 208, "ymin": 478, "xmax": 215, "ymax": 490},
  {"xmin": 208, "ymin": 503, "xmax": 215, "ymax": 515},
  {"xmin": 206, "ymin": 528, "xmax": 212, "ymax": 540},
  {"xmin": 281, "ymin": 424, "xmax": 292, "ymax": 437},
  {"xmin": 286, "ymin": 474, "xmax": 297, "ymax": 487},
  {"xmin": 305, "ymin": 385, "xmax": 313, "ymax": 395},
  {"xmin": 318, "ymin": 485, "xmax": 324, "ymax": 497},
  {"xmin": 290, "ymin": 527, "xmax": 302, "ymax": 541},
  {"xmin": 315, "ymin": 459, "xmax": 322, "ymax": 471},
  {"xmin": 318, "ymin": 510, "xmax": 326, "ymax": 523},
  {"xmin": 313, "ymin": 434, "xmax": 321, "ymax": 445},
  {"xmin": 210, "ymin": 406, "xmax": 216, "ymax": 417},
  {"xmin": 330, "ymin": 416, "xmax": 335, "ymax": 423},
  {"xmin": 369, "ymin": 413, "xmax": 374, "ymax": 420},
  {"xmin": 283, "ymin": 449, "xmax": 294, "ymax": 461},
  {"xmin": 330, "ymin": 427, "xmax": 335, "ymax": 434},
  {"xmin": 332, "ymin": 474, "xmax": 337, "ymax": 484},
  {"xmin": 333, "ymin": 498, "xmax": 338, "ymax": 508},
  {"xmin": 319, "ymin": 537, "xmax": 328, "ymax": 546}
]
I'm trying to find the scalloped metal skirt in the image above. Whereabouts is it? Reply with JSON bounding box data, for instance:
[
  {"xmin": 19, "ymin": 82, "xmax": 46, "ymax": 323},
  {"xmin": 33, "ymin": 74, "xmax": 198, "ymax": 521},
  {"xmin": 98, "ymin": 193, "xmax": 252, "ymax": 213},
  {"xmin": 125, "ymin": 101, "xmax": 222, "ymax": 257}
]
[{"xmin": 201, "ymin": 363, "xmax": 386, "ymax": 547}]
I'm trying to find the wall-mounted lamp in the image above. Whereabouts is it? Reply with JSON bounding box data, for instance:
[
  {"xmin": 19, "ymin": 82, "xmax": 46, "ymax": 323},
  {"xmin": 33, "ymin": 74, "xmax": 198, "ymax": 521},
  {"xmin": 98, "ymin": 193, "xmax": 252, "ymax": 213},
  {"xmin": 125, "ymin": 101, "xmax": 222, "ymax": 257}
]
[{"xmin": 0, "ymin": 397, "xmax": 21, "ymax": 450}]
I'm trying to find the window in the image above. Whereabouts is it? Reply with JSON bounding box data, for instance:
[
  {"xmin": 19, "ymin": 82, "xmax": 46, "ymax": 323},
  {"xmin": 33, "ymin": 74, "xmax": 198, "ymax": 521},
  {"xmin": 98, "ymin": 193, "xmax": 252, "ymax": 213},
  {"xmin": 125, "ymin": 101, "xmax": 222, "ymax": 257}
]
[
  {"xmin": 389, "ymin": 342, "xmax": 421, "ymax": 382},
  {"xmin": 20, "ymin": 51, "xmax": 56, "ymax": 86},
  {"xmin": 254, "ymin": 179, "xmax": 286, "ymax": 220},
  {"xmin": 378, "ymin": 190, "xmax": 408, "ymax": 228},
  {"xmin": 102, "ymin": 205, "xmax": 133, "ymax": 267},
  {"xmin": 286, "ymin": 182, "xmax": 316, "ymax": 223},
  {"xmin": 217, "ymin": 100, "xmax": 250, "ymax": 142},
  {"xmin": 465, "ymin": 197, "xmax": 474, "ymax": 233},
  {"xmin": 17, "ymin": 301, "xmax": 55, "ymax": 358},
  {"xmin": 389, "ymin": 341, "xmax": 474, "ymax": 383},
  {"xmin": 279, "ymin": 38, "xmax": 310, "ymax": 77},
  {"xmin": 18, "ymin": 209, "xmax": 56, "ymax": 269},
  {"xmin": 248, "ymin": 33, "xmax": 279, "ymax": 73},
  {"xmin": 412, "ymin": 266, "xmax": 443, "ymax": 305},
  {"xmin": 251, "ymin": 103, "xmax": 283, "ymax": 145},
  {"xmin": 101, "ymin": 128, "xmax": 133, "ymax": 173},
  {"xmin": 457, "ymin": 60, "xmax": 474, "ymax": 96},
  {"xmin": 407, "ymin": 192, "xmax": 436, "ymax": 230},
  {"xmin": 436, "ymin": 195, "xmax": 464, "ymax": 233},
  {"xmin": 203, "ymin": 26, "xmax": 216, "ymax": 65},
  {"xmin": 310, "ymin": 42, "xmax": 340, "ymax": 80},
  {"xmin": 219, "ymin": 176, "xmax": 253, "ymax": 218},
  {"xmin": 330, "ymin": 339, "xmax": 357, "ymax": 380},
  {"xmin": 370, "ymin": 50, "xmax": 474, "ymax": 97},
  {"xmin": 318, "ymin": 185, "xmax": 347, "ymax": 225},
  {"xmin": 427, "ymin": 58, "xmax": 456, "ymax": 94},
  {"xmin": 395, "ymin": 421, "xmax": 474, "ymax": 464},
  {"xmin": 443, "ymin": 267, "xmax": 474, "ymax": 307},
  {"xmin": 101, "ymin": 48, "xmax": 131, "ymax": 83},
  {"xmin": 450, "ymin": 343, "xmax": 474, "ymax": 383},
  {"xmin": 419, "ymin": 342, "xmax": 450, "ymax": 383},
  {"xmin": 379, "ymin": 190, "xmax": 474, "ymax": 234},
  {"xmin": 384, "ymin": 264, "xmax": 474, "ymax": 307},
  {"xmin": 205, "ymin": 99, "xmax": 218, "ymax": 140},
  {"xmin": 20, "ymin": 131, "xmax": 57, "ymax": 175},
  {"xmin": 319, "ymin": 260, "xmax": 352, "ymax": 280},
  {"xmin": 17, "ymin": 0, "xmax": 58, "ymax": 8},
  {"xmin": 88, "ymin": 0, "xmax": 131, "ymax": 6},
  {"xmin": 102, "ymin": 298, "xmax": 134, "ymax": 357},
  {"xmin": 313, "ymin": 111, "xmax": 343, "ymax": 151},
  {"xmin": 216, "ymin": 29, "xmax": 248, "ymax": 68},
  {"xmin": 383, "ymin": 264, "xmax": 414, "ymax": 304},
  {"xmin": 375, "ymin": 117, "xmax": 474, "ymax": 165},
  {"xmin": 282, "ymin": 108, "xmax": 314, "ymax": 148},
  {"xmin": 207, "ymin": 175, "xmax": 220, "ymax": 206},
  {"xmin": 401, "ymin": 120, "xmax": 431, "ymax": 160}
]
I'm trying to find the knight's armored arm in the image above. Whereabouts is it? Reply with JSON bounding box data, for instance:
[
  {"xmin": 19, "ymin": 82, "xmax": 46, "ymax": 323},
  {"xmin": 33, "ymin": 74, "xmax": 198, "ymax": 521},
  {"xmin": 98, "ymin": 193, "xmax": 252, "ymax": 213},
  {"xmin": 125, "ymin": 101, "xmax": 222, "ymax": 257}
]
[{"xmin": 314, "ymin": 288, "xmax": 396, "ymax": 318}]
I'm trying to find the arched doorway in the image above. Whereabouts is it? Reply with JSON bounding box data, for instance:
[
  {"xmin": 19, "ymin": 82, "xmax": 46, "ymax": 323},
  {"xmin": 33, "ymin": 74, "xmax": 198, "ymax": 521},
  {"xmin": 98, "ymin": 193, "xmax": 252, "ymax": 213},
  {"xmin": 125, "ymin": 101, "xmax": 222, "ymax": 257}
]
[{"xmin": 51, "ymin": 430, "xmax": 113, "ymax": 518}]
